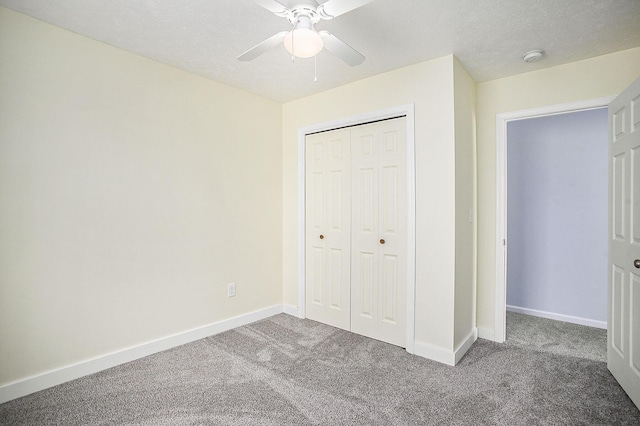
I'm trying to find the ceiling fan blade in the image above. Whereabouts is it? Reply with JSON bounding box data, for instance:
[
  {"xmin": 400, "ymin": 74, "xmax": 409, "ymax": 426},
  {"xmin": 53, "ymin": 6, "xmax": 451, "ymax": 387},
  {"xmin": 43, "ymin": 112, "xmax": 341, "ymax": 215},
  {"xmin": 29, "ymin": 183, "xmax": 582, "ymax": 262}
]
[
  {"xmin": 319, "ymin": 31, "xmax": 365, "ymax": 66},
  {"xmin": 318, "ymin": 0, "xmax": 374, "ymax": 19},
  {"xmin": 237, "ymin": 31, "xmax": 288, "ymax": 61},
  {"xmin": 253, "ymin": 0, "xmax": 289, "ymax": 15}
]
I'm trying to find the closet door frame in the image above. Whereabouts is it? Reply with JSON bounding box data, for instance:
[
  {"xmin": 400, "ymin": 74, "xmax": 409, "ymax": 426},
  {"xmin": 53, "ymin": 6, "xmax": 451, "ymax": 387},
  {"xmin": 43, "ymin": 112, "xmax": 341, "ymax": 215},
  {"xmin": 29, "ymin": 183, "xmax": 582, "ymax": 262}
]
[{"xmin": 296, "ymin": 104, "xmax": 416, "ymax": 354}]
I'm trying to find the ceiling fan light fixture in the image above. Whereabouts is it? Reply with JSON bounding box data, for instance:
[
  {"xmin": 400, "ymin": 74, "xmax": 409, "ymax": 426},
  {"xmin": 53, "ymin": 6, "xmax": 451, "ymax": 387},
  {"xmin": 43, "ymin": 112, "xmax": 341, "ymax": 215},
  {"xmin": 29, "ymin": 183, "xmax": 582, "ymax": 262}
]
[
  {"xmin": 283, "ymin": 15, "xmax": 324, "ymax": 58},
  {"xmin": 284, "ymin": 28, "xmax": 324, "ymax": 58}
]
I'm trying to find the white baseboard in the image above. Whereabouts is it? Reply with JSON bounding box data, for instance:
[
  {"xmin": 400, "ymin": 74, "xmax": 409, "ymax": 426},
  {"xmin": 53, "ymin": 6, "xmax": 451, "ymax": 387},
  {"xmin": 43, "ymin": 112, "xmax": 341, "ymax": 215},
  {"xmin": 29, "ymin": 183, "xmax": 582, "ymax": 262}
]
[
  {"xmin": 506, "ymin": 305, "xmax": 607, "ymax": 329},
  {"xmin": 282, "ymin": 304, "xmax": 300, "ymax": 317},
  {"xmin": 413, "ymin": 342, "xmax": 455, "ymax": 366},
  {"xmin": 0, "ymin": 304, "xmax": 283, "ymax": 404},
  {"xmin": 413, "ymin": 328, "xmax": 478, "ymax": 366},
  {"xmin": 454, "ymin": 328, "xmax": 478, "ymax": 364}
]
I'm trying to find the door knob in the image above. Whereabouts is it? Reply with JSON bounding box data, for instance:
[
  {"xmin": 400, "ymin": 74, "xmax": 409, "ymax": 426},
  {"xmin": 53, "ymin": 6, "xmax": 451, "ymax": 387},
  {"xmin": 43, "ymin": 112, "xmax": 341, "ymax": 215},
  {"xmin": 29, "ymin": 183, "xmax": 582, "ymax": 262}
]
[
  {"xmin": 319, "ymin": 235, "xmax": 324, "ymax": 240},
  {"xmin": 380, "ymin": 239, "xmax": 385, "ymax": 245},
  {"xmin": 635, "ymin": 259, "xmax": 640, "ymax": 269}
]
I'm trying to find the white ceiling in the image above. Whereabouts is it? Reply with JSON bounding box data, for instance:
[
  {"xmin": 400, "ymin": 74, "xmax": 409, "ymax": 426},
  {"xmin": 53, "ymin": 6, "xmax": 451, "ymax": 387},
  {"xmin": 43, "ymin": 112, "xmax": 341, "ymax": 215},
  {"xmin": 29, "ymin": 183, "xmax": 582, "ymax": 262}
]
[{"xmin": 2, "ymin": 0, "xmax": 639, "ymax": 103}]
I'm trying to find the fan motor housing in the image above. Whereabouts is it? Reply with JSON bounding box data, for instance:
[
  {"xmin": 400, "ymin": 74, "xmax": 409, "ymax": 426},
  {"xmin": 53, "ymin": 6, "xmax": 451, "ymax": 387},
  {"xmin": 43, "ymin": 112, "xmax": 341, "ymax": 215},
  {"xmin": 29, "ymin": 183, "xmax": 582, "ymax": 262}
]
[{"xmin": 284, "ymin": 0, "xmax": 334, "ymax": 23}]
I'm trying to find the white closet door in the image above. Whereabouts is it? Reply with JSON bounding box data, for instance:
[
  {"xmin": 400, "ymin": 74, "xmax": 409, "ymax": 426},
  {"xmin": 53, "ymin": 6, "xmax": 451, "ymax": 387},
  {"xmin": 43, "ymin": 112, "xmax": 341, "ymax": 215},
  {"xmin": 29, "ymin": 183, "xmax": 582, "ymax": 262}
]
[
  {"xmin": 351, "ymin": 118, "xmax": 407, "ymax": 347},
  {"xmin": 305, "ymin": 128, "xmax": 351, "ymax": 330}
]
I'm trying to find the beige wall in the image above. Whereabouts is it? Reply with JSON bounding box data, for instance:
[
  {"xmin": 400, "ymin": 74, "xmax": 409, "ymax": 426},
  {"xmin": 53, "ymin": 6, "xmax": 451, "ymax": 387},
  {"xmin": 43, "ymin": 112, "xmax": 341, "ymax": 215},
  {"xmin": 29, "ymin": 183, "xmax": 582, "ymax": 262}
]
[
  {"xmin": 453, "ymin": 58, "xmax": 477, "ymax": 348},
  {"xmin": 0, "ymin": 7, "xmax": 283, "ymax": 385},
  {"xmin": 283, "ymin": 56, "xmax": 466, "ymax": 352},
  {"xmin": 476, "ymin": 47, "xmax": 640, "ymax": 336}
]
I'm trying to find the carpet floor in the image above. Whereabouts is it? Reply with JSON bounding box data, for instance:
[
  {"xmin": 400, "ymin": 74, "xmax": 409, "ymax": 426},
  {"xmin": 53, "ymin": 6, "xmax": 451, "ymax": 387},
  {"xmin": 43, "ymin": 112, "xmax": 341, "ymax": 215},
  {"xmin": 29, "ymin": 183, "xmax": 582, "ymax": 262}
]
[
  {"xmin": 1, "ymin": 313, "xmax": 638, "ymax": 425},
  {"xmin": 506, "ymin": 311, "xmax": 607, "ymax": 362}
]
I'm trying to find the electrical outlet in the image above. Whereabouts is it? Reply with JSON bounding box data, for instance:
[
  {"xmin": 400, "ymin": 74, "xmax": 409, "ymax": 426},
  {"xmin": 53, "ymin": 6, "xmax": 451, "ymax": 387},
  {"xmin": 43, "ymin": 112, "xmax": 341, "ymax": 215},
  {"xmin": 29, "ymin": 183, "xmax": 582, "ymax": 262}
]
[{"xmin": 227, "ymin": 282, "xmax": 236, "ymax": 298}]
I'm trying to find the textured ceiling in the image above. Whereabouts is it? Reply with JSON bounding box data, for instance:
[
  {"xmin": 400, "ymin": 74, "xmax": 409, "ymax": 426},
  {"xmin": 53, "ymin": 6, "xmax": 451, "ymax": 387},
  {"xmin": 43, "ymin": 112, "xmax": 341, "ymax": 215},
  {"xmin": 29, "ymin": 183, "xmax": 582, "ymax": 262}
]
[{"xmin": 1, "ymin": 0, "xmax": 639, "ymax": 103}]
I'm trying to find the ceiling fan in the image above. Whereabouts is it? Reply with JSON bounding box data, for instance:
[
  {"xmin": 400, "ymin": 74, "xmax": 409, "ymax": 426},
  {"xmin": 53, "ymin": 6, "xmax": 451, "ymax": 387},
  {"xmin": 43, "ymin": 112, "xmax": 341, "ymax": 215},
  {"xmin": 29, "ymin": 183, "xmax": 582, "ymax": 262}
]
[{"xmin": 237, "ymin": 0, "xmax": 374, "ymax": 66}]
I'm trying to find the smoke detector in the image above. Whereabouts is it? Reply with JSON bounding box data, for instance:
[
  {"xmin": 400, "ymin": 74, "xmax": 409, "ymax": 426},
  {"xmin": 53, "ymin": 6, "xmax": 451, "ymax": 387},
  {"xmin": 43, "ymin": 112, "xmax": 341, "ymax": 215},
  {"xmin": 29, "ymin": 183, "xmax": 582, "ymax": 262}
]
[{"xmin": 523, "ymin": 50, "xmax": 545, "ymax": 63}]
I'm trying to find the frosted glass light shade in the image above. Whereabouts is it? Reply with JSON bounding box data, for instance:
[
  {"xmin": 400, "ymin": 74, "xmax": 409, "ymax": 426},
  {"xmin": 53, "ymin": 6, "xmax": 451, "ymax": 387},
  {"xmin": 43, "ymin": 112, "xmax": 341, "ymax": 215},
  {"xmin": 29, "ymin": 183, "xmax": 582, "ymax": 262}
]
[{"xmin": 283, "ymin": 28, "xmax": 324, "ymax": 58}]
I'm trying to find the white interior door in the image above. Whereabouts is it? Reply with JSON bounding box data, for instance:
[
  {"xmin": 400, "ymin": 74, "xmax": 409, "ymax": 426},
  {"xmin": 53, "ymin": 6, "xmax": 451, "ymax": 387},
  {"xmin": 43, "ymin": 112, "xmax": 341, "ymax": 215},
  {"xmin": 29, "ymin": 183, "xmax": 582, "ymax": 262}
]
[
  {"xmin": 608, "ymin": 77, "xmax": 640, "ymax": 409},
  {"xmin": 351, "ymin": 118, "xmax": 407, "ymax": 347},
  {"xmin": 305, "ymin": 129, "xmax": 351, "ymax": 330}
]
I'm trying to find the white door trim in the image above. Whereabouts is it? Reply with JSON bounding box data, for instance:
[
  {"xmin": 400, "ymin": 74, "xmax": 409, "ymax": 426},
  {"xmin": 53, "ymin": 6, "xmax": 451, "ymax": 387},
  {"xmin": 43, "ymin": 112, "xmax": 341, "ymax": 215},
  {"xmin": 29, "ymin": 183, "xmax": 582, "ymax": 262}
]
[
  {"xmin": 494, "ymin": 96, "xmax": 614, "ymax": 343},
  {"xmin": 297, "ymin": 104, "xmax": 416, "ymax": 353}
]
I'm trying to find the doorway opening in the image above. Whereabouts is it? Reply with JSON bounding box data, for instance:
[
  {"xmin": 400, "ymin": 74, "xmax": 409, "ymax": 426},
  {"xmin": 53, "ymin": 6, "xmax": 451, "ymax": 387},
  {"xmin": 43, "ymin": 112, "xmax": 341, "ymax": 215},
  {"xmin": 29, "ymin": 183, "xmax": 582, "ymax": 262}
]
[
  {"xmin": 504, "ymin": 108, "xmax": 609, "ymax": 361},
  {"xmin": 494, "ymin": 97, "xmax": 614, "ymax": 343}
]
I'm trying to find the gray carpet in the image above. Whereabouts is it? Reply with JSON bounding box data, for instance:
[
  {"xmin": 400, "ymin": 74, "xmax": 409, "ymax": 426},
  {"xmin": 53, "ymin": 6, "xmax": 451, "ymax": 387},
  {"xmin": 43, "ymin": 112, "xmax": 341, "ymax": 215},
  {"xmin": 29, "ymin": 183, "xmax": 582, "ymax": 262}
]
[
  {"xmin": 1, "ymin": 313, "xmax": 638, "ymax": 425},
  {"xmin": 506, "ymin": 311, "xmax": 607, "ymax": 362}
]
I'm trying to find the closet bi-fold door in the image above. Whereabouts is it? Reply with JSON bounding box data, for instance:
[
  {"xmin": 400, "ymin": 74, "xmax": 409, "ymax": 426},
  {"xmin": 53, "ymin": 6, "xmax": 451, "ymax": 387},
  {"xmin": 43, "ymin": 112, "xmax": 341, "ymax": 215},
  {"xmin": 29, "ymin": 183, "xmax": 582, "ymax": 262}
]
[
  {"xmin": 305, "ymin": 128, "xmax": 351, "ymax": 331},
  {"xmin": 351, "ymin": 118, "xmax": 407, "ymax": 347}
]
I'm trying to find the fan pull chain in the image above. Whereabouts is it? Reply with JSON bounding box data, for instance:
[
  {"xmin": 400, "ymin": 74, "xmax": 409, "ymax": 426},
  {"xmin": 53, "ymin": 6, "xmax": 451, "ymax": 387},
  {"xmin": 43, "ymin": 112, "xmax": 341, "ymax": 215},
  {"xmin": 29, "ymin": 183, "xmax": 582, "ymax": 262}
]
[
  {"xmin": 291, "ymin": 22, "xmax": 296, "ymax": 63},
  {"xmin": 314, "ymin": 55, "xmax": 318, "ymax": 82}
]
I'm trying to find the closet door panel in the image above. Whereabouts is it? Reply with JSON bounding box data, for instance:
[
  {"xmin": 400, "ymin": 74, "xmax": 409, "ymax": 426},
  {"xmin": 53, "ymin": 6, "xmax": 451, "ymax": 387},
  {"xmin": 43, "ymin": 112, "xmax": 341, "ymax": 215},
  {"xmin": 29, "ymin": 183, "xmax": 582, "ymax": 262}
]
[
  {"xmin": 351, "ymin": 126, "xmax": 380, "ymax": 339},
  {"xmin": 358, "ymin": 251, "xmax": 376, "ymax": 320},
  {"xmin": 351, "ymin": 118, "xmax": 407, "ymax": 346},
  {"xmin": 310, "ymin": 246, "xmax": 325, "ymax": 305},
  {"xmin": 377, "ymin": 121, "xmax": 407, "ymax": 346},
  {"xmin": 381, "ymin": 253, "xmax": 399, "ymax": 322},
  {"xmin": 306, "ymin": 136, "xmax": 327, "ymax": 321},
  {"xmin": 305, "ymin": 129, "xmax": 351, "ymax": 330}
]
